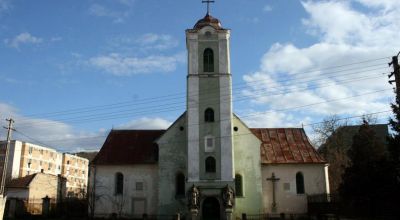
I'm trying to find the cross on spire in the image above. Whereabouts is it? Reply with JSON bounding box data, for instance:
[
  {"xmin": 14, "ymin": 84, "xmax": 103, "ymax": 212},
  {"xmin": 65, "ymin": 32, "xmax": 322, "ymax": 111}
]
[{"xmin": 202, "ymin": 0, "xmax": 215, "ymax": 15}]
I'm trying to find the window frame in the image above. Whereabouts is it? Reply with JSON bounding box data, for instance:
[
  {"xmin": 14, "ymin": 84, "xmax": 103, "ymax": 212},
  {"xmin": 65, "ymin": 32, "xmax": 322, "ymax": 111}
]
[
  {"xmin": 296, "ymin": 172, "xmax": 305, "ymax": 194},
  {"xmin": 204, "ymin": 108, "xmax": 214, "ymax": 122},
  {"xmin": 175, "ymin": 173, "xmax": 185, "ymax": 197},
  {"xmin": 205, "ymin": 156, "xmax": 216, "ymax": 173},
  {"xmin": 115, "ymin": 172, "xmax": 124, "ymax": 195},
  {"xmin": 235, "ymin": 174, "xmax": 244, "ymax": 197},
  {"xmin": 203, "ymin": 48, "xmax": 214, "ymax": 72}
]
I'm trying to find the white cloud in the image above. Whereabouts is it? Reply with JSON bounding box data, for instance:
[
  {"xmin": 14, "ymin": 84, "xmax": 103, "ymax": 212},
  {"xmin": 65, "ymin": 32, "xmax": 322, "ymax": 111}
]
[
  {"xmin": 88, "ymin": 0, "xmax": 135, "ymax": 23},
  {"xmin": 4, "ymin": 32, "xmax": 43, "ymax": 49},
  {"xmin": 50, "ymin": 37, "xmax": 62, "ymax": 42},
  {"xmin": 117, "ymin": 117, "xmax": 171, "ymax": 129},
  {"xmin": 0, "ymin": 0, "xmax": 11, "ymax": 14},
  {"xmin": 241, "ymin": 0, "xmax": 397, "ymax": 129},
  {"xmin": 240, "ymin": 110, "xmax": 312, "ymax": 128},
  {"xmin": 89, "ymin": 52, "xmax": 185, "ymax": 76},
  {"xmin": 0, "ymin": 103, "xmax": 106, "ymax": 152},
  {"xmin": 108, "ymin": 33, "xmax": 179, "ymax": 54},
  {"xmin": 135, "ymin": 33, "xmax": 179, "ymax": 51},
  {"xmin": 263, "ymin": 5, "xmax": 273, "ymax": 12}
]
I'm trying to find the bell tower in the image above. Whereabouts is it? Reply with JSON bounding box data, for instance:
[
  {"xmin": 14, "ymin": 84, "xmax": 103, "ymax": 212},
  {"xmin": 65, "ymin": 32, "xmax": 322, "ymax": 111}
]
[{"xmin": 186, "ymin": 12, "xmax": 233, "ymax": 183}]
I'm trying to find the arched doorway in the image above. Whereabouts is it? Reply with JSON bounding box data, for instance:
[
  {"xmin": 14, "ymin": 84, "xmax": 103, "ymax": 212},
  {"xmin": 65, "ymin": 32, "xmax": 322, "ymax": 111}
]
[{"xmin": 202, "ymin": 197, "xmax": 220, "ymax": 220}]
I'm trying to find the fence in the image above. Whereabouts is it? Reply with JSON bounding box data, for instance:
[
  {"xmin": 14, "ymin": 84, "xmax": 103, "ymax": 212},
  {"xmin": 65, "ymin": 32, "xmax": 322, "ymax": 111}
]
[
  {"xmin": 243, "ymin": 213, "xmax": 311, "ymax": 220},
  {"xmin": 307, "ymin": 193, "xmax": 399, "ymax": 220}
]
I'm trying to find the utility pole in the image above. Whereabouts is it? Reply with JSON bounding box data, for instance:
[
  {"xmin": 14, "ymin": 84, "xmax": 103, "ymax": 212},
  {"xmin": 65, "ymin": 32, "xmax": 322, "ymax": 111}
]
[
  {"xmin": 388, "ymin": 52, "xmax": 400, "ymax": 97},
  {"xmin": 0, "ymin": 118, "xmax": 14, "ymax": 195}
]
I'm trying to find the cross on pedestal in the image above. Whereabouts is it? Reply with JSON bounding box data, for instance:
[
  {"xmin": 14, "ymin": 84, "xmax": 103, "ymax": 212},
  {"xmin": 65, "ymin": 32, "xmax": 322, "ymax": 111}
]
[
  {"xmin": 202, "ymin": 0, "xmax": 215, "ymax": 15},
  {"xmin": 267, "ymin": 172, "xmax": 280, "ymax": 212}
]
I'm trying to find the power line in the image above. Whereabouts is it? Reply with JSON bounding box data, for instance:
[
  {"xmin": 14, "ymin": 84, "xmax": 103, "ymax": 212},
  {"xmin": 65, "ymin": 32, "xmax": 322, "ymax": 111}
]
[
  {"xmin": 13, "ymin": 110, "xmax": 392, "ymax": 149},
  {"xmin": 12, "ymin": 89, "xmax": 392, "ymax": 148},
  {"xmin": 21, "ymin": 57, "xmax": 389, "ymax": 119},
  {"xmin": 15, "ymin": 68, "xmax": 388, "ymax": 127}
]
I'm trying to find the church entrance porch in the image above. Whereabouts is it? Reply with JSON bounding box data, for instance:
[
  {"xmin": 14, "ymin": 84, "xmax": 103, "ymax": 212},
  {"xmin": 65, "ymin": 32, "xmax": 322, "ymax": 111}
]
[{"xmin": 202, "ymin": 197, "xmax": 220, "ymax": 220}]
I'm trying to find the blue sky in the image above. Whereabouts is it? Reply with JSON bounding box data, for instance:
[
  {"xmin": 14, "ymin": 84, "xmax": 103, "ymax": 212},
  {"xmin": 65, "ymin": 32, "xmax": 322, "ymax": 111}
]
[{"xmin": 0, "ymin": 0, "xmax": 398, "ymax": 152}]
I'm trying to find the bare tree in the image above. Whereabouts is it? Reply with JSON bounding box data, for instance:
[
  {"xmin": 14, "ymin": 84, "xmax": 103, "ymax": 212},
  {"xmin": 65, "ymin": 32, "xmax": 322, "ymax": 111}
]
[
  {"xmin": 87, "ymin": 179, "xmax": 106, "ymax": 219},
  {"xmin": 313, "ymin": 114, "xmax": 380, "ymax": 193},
  {"xmin": 313, "ymin": 115, "xmax": 350, "ymax": 193},
  {"xmin": 110, "ymin": 194, "xmax": 126, "ymax": 218}
]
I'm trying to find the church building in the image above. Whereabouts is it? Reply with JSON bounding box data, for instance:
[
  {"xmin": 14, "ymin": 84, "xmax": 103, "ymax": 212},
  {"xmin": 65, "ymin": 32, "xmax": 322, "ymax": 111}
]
[{"xmin": 90, "ymin": 9, "xmax": 329, "ymax": 220}]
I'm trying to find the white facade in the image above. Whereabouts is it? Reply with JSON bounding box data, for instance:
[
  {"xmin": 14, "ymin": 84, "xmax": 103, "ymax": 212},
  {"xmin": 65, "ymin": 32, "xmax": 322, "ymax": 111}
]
[
  {"xmin": 262, "ymin": 164, "xmax": 330, "ymax": 213},
  {"xmin": 92, "ymin": 165, "xmax": 158, "ymax": 217}
]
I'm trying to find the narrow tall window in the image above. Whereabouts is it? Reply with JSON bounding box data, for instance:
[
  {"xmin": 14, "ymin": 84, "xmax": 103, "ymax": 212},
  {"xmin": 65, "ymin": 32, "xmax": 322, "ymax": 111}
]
[
  {"xmin": 205, "ymin": 157, "xmax": 216, "ymax": 173},
  {"xmin": 296, "ymin": 172, "xmax": 305, "ymax": 194},
  {"xmin": 203, "ymin": 48, "xmax": 214, "ymax": 72},
  {"xmin": 235, "ymin": 174, "xmax": 243, "ymax": 197},
  {"xmin": 176, "ymin": 173, "xmax": 185, "ymax": 196},
  {"xmin": 115, "ymin": 172, "xmax": 124, "ymax": 195},
  {"xmin": 205, "ymin": 108, "xmax": 214, "ymax": 122}
]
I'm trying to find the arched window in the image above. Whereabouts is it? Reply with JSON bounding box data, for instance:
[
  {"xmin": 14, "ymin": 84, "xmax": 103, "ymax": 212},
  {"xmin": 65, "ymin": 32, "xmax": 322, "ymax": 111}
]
[
  {"xmin": 115, "ymin": 172, "xmax": 124, "ymax": 195},
  {"xmin": 296, "ymin": 172, "xmax": 305, "ymax": 194},
  {"xmin": 235, "ymin": 174, "xmax": 243, "ymax": 197},
  {"xmin": 176, "ymin": 173, "xmax": 185, "ymax": 196},
  {"xmin": 205, "ymin": 156, "xmax": 216, "ymax": 173},
  {"xmin": 205, "ymin": 108, "xmax": 214, "ymax": 122},
  {"xmin": 203, "ymin": 48, "xmax": 214, "ymax": 72}
]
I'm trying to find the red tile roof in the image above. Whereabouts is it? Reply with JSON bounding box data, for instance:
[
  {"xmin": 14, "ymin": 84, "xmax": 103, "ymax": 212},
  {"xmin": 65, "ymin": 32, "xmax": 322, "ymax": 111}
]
[
  {"xmin": 92, "ymin": 130, "xmax": 165, "ymax": 165},
  {"xmin": 7, "ymin": 174, "xmax": 37, "ymax": 188},
  {"xmin": 250, "ymin": 128, "xmax": 326, "ymax": 164}
]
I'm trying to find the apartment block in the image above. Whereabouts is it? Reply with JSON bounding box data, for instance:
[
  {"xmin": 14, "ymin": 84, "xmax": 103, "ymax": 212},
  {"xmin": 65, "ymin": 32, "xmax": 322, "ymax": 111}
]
[
  {"xmin": 0, "ymin": 140, "xmax": 89, "ymax": 198},
  {"xmin": 61, "ymin": 153, "xmax": 88, "ymax": 197}
]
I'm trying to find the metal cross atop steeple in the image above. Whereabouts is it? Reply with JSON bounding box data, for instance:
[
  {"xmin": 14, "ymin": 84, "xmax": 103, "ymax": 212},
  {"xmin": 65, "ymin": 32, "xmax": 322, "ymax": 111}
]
[{"xmin": 202, "ymin": 0, "xmax": 215, "ymax": 15}]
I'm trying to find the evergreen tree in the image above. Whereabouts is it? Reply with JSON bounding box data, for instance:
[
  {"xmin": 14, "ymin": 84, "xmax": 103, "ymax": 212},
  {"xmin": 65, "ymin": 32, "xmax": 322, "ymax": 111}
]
[
  {"xmin": 388, "ymin": 93, "xmax": 400, "ymax": 168},
  {"xmin": 340, "ymin": 120, "xmax": 388, "ymax": 217}
]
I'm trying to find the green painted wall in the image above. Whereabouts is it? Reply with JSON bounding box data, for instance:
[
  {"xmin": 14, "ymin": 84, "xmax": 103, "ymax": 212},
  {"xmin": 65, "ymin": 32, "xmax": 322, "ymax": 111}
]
[
  {"xmin": 198, "ymin": 76, "xmax": 221, "ymax": 180},
  {"xmin": 232, "ymin": 115, "xmax": 263, "ymax": 216},
  {"xmin": 198, "ymin": 40, "xmax": 219, "ymax": 74},
  {"xmin": 156, "ymin": 114, "xmax": 188, "ymax": 215}
]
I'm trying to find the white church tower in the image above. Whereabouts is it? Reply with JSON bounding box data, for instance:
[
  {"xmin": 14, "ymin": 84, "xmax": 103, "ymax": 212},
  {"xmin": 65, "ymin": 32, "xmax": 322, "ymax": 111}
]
[{"xmin": 186, "ymin": 10, "xmax": 234, "ymax": 187}]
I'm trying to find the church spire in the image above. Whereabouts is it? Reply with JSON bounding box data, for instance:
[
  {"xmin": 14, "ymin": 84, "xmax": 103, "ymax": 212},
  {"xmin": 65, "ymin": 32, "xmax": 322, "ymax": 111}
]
[{"xmin": 202, "ymin": 0, "xmax": 215, "ymax": 15}]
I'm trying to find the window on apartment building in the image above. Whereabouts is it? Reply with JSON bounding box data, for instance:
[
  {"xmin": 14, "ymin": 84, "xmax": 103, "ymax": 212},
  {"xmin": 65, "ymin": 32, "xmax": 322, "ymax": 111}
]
[
  {"xmin": 50, "ymin": 152, "xmax": 53, "ymax": 157},
  {"xmin": 67, "ymin": 160, "xmax": 70, "ymax": 165},
  {"xmin": 40, "ymin": 149, "xmax": 43, "ymax": 155},
  {"xmin": 115, "ymin": 172, "xmax": 124, "ymax": 195},
  {"xmin": 82, "ymin": 171, "xmax": 85, "ymax": 175},
  {"xmin": 40, "ymin": 161, "xmax": 42, "ymax": 166},
  {"xmin": 48, "ymin": 163, "xmax": 52, "ymax": 170},
  {"xmin": 29, "ymin": 147, "xmax": 33, "ymax": 154},
  {"xmin": 58, "ymin": 165, "xmax": 61, "ymax": 170}
]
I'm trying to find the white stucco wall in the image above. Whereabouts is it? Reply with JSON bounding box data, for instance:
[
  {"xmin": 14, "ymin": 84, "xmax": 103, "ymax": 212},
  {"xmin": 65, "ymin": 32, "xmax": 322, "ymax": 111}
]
[
  {"xmin": 93, "ymin": 164, "xmax": 158, "ymax": 218},
  {"xmin": 262, "ymin": 163, "xmax": 329, "ymax": 214}
]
